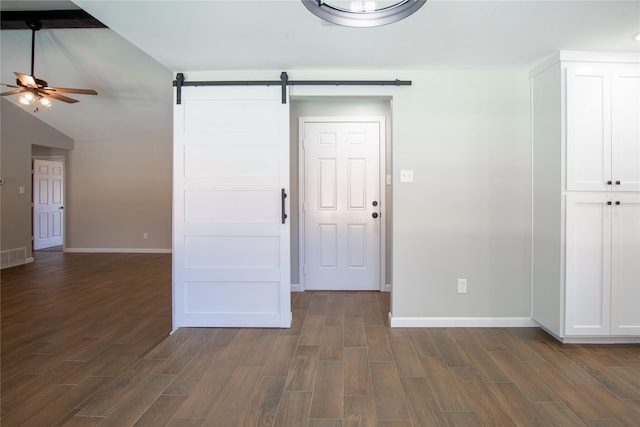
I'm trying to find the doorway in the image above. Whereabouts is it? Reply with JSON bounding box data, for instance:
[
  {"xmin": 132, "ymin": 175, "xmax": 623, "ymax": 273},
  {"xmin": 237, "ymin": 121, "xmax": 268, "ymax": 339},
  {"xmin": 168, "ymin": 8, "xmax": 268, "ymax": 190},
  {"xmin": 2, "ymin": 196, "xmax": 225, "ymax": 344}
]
[
  {"xmin": 290, "ymin": 96, "xmax": 393, "ymax": 292},
  {"xmin": 32, "ymin": 159, "xmax": 64, "ymax": 250},
  {"xmin": 291, "ymin": 98, "xmax": 392, "ymax": 292}
]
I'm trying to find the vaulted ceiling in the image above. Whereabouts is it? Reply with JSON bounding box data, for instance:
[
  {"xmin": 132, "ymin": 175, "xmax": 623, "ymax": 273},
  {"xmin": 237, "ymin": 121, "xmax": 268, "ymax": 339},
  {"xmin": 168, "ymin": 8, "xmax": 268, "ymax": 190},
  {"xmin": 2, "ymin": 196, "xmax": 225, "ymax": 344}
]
[{"xmin": 1, "ymin": 1, "xmax": 639, "ymax": 141}]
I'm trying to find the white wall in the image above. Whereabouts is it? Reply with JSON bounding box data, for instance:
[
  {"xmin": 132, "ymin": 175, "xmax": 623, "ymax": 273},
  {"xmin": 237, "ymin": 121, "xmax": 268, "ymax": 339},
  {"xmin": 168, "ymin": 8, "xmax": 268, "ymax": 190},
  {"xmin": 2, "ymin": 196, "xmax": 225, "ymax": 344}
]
[
  {"xmin": 65, "ymin": 136, "xmax": 172, "ymax": 251},
  {"xmin": 1, "ymin": 98, "xmax": 173, "ymax": 257},
  {"xmin": 180, "ymin": 68, "xmax": 532, "ymax": 322},
  {"xmin": 391, "ymin": 70, "xmax": 532, "ymax": 322},
  {"xmin": 1, "ymin": 99, "xmax": 74, "ymax": 260}
]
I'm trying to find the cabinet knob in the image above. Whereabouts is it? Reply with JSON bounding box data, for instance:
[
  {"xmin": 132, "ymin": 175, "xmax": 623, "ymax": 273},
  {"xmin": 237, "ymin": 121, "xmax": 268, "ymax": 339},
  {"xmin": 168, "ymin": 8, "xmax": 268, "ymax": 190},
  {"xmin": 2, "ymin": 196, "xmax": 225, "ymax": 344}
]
[
  {"xmin": 615, "ymin": 201, "xmax": 621, "ymax": 205},
  {"xmin": 607, "ymin": 201, "xmax": 612, "ymax": 206},
  {"xmin": 607, "ymin": 180, "xmax": 612, "ymax": 185},
  {"xmin": 615, "ymin": 180, "xmax": 621, "ymax": 185}
]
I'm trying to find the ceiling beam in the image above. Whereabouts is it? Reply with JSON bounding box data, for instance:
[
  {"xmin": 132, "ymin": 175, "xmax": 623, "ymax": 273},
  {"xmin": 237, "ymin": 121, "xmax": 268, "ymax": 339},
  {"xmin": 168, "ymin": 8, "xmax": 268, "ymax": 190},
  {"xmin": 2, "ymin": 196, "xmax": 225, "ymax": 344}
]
[{"xmin": 1, "ymin": 10, "xmax": 106, "ymax": 29}]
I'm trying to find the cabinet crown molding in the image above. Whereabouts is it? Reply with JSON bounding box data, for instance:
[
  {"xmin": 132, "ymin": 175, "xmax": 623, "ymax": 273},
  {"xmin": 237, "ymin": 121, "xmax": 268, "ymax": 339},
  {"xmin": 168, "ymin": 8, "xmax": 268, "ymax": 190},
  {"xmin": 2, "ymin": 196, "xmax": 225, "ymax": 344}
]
[{"xmin": 529, "ymin": 51, "xmax": 640, "ymax": 78}]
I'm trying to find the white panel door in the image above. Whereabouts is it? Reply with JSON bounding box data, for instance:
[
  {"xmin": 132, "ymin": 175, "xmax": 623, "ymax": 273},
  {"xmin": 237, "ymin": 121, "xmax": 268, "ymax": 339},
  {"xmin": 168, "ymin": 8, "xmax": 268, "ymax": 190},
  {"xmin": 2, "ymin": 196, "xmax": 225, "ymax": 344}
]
[
  {"xmin": 565, "ymin": 194, "xmax": 612, "ymax": 336},
  {"xmin": 610, "ymin": 194, "xmax": 640, "ymax": 335},
  {"xmin": 611, "ymin": 64, "xmax": 640, "ymax": 192},
  {"xmin": 302, "ymin": 119, "xmax": 382, "ymax": 290},
  {"xmin": 566, "ymin": 63, "xmax": 612, "ymax": 192},
  {"xmin": 33, "ymin": 159, "xmax": 64, "ymax": 250},
  {"xmin": 173, "ymin": 86, "xmax": 290, "ymax": 329}
]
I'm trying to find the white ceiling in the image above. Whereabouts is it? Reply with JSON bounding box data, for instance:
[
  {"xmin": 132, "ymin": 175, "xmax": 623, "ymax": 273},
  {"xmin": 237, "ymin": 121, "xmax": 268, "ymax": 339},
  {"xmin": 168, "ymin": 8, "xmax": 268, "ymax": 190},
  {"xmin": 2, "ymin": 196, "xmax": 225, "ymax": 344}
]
[
  {"xmin": 1, "ymin": 0, "xmax": 639, "ymax": 141},
  {"xmin": 73, "ymin": 0, "xmax": 640, "ymax": 70}
]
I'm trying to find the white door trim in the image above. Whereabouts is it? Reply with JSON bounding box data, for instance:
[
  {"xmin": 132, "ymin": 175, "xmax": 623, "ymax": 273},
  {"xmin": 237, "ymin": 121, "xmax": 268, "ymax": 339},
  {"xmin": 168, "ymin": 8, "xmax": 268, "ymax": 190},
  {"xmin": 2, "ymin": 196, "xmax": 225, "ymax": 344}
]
[{"xmin": 298, "ymin": 116, "xmax": 386, "ymax": 292}]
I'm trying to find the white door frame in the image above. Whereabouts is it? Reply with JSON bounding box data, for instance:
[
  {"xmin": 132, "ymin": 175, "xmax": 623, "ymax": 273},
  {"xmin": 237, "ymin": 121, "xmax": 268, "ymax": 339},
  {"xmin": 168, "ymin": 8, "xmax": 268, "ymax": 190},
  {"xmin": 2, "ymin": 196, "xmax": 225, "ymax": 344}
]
[{"xmin": 298, "ymin": 116, "xmax": 386, "ymax": 292}]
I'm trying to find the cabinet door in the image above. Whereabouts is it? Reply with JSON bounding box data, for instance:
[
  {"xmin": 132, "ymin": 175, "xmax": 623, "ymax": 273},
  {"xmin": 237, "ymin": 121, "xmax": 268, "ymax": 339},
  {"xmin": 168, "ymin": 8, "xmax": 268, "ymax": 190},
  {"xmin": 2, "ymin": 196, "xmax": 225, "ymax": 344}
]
[
  {"xmin": 610, "ymin": 194, "xmax": 640, "ymax": 335},
  {"xmin": 611, "ymin": 64, "xmax": 640, "ymax": 192},
  {"xmin": 566, "ymin": 64, "xmax": 612, "ymax": 192},
  {"xmin": 565, "ymin": 194, "xmax": 611, "ymax": 336}
]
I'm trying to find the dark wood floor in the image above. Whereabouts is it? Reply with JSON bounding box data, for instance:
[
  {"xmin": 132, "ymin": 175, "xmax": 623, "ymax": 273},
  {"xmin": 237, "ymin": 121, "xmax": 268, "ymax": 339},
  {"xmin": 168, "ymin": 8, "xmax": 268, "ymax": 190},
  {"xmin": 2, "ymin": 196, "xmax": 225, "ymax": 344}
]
[{"xmin": 2, "ymin": 253, "xmax": 639, "ymax": 426}]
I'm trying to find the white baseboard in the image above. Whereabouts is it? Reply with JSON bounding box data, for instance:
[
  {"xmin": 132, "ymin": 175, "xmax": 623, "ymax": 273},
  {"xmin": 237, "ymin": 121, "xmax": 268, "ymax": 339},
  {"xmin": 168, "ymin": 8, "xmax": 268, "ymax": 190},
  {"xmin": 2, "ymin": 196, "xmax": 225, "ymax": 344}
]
[
  {"xmin": 389, "ymin": 314, "xmax": 539, "ymax": 328},
  {"xmin": 559, "ymin": 336, "xmax": 640, "ymax": 344},
  {"xmin": 291, "ymin": 284, "xmax": 388, "ymax": 292},
  {"xmin": 63, "ymin": 248, "xmax": 172, "ymax": 254},
  {"xmin": 539, "ymin": 326, "xmax": 640, "ymax": 344}
]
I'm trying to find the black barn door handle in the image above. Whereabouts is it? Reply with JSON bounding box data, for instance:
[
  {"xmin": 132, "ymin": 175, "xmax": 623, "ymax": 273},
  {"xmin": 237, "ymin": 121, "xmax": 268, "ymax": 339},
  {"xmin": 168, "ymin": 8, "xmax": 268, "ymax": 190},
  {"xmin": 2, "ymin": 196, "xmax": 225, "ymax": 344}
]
[{"xmin": 281, "ymin": 189, "xmax": 288, "ymax": 224}]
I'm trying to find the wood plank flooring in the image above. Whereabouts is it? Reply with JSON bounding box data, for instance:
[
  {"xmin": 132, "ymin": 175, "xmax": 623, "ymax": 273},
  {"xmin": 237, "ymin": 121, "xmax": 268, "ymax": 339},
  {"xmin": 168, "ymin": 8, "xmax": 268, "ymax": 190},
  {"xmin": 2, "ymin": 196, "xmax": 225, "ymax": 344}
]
[{"xmin": 2, "ymin": 252, "xmax": 640, "ymax": 426}]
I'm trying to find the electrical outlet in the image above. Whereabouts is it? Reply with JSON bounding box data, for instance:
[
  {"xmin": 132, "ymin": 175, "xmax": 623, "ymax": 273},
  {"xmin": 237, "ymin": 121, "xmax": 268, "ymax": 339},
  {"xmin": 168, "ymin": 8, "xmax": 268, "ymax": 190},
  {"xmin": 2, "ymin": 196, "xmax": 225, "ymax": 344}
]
[
  {"xmin": 143, "ymin": 232, "xmax": 148, "ymax": 240},
  {"xmin": 457, "ymin": 278, "xmax": 467, "ymax": 294}
]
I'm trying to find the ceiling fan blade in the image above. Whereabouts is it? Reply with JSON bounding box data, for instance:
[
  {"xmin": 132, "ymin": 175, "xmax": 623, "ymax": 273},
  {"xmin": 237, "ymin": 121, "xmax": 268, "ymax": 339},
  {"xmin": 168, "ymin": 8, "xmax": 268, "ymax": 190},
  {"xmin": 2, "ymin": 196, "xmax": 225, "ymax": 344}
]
[
  {"xmin": 47, "ymin": 87, "xmax": 98, "ymax": 95},
  {"xmin": 42, "ymin": 91, "xmax": 79, "ymax": 104},
  {"xmin": 1, "ymin": 89, "xmax": 26, "ymax": 97},
  {"xmin": 14, "ymin": 72, "xmax": 37, "ymax": 87},
  {"xmin": 1, "ymin": 83, "xmax": 22, "ymax": 88}
]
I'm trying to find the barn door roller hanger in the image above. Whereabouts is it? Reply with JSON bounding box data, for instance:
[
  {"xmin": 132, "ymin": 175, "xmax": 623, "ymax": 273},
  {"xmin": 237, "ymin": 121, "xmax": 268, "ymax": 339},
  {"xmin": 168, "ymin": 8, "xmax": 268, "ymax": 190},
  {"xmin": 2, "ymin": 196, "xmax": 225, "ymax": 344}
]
[{"xmin": 172, "ymin": 72, "xmax": 411, "ymax": 105}]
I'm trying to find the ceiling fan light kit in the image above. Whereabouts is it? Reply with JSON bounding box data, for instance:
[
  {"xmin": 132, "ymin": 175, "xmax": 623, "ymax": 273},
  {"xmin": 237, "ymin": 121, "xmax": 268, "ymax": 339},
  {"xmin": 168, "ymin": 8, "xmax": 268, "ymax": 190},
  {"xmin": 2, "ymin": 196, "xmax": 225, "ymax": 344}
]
[
  {"xmin": 17, "ymin": 92, "xmax": 35, "ymax": 105},
  {"xmin": 17, "ymin": 91, "xmax": 51, "ymax": 111},
  {"xmin": 1, "ymin": 19, "xmax": 98, "ymax": 112}
]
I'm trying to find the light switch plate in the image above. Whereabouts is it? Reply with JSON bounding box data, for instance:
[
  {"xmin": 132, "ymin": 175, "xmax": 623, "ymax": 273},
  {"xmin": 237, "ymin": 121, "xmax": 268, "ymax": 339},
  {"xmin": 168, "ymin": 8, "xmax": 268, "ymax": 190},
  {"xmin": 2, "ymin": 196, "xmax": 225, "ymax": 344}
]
[{"xmin": 400, "ymin": 169, "xmax": 414, "ymax": 183}]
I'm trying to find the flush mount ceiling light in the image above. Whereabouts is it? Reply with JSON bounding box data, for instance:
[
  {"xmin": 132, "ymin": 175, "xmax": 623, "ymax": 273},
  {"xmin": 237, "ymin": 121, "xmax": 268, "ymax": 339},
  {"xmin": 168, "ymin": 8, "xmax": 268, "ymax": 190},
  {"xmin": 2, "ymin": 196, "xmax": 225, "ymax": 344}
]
[{"xmin": 301, "ymin": 0, "xmax": 427, "ymax": 27}]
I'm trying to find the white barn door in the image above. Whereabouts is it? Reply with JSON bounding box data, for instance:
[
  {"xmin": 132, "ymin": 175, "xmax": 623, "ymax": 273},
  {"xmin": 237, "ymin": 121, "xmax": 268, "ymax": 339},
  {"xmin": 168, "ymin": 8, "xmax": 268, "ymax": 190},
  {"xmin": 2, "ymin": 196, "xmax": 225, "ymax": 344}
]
[{"xmin": 173, "ymin": 86, "xmax": 291, "ymax": 329}]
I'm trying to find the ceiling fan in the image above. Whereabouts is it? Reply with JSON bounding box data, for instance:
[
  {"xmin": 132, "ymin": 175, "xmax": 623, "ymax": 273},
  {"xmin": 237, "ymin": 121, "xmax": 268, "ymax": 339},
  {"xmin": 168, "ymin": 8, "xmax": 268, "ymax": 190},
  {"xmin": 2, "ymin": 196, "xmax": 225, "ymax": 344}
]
[{"xmin": 1, "ymin": 20, "xmax": 98, "ymax": 112}]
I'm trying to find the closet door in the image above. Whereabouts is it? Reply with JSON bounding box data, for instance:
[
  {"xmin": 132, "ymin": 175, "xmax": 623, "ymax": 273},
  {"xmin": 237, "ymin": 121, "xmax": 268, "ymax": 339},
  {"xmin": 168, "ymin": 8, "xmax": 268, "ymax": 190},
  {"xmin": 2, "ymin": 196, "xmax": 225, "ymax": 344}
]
[
  {"xmin": 610, "ymin": 194, "xmax": 640, "ymax": 335},
  {"xmin": 173, "ymin": 86, "xmax": 291, "ymax": 329}
]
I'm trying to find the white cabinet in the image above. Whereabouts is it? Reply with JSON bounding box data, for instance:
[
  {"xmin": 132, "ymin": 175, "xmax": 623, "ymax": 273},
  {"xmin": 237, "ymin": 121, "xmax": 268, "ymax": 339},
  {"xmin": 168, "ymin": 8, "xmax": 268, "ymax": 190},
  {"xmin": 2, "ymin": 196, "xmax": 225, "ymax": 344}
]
[
  {"xmin": 611, "ymin": 65, "xmax": 640, "ymax": 192},
  {"xmin": 565, "ymin": 194, "xmax": 611, "ymax": 336},
  {"xmin": 531, "ymin": 52, "xmax": 640, "ymax": 343},
  {"xmin": 566, "ymin": 63, "xmax": 640, "ymax": 192},
  {"xmin": 565, "ymin": 194, "xmax": 640, "ymax": 336},
  {"xmin": 610, "ymin": 194, "xmax": 640, "ymax": 335}
]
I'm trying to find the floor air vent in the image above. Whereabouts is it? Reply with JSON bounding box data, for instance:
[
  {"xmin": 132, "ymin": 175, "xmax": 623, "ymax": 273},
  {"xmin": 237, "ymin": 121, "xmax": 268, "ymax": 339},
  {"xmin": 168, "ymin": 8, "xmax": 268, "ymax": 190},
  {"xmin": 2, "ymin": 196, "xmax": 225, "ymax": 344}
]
[{"xmin": 1, "ymin": 247, "xmax": 27, "ymax": 269}]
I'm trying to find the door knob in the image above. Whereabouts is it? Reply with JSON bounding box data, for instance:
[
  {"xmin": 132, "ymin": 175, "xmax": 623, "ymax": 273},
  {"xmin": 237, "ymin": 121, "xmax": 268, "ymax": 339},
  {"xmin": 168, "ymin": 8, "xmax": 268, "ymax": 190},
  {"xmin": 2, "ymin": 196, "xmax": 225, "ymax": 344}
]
[
  {"xmin": 59, "ymin": 206, "xmax": 64, "ymax": 210},
  {"xmin": 372, "ymin": 212, "xmax": 379, "ymax": 219},
  {"xmin": 372, "ymin": 201, "xmax": 378, "ymax": 207}
]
